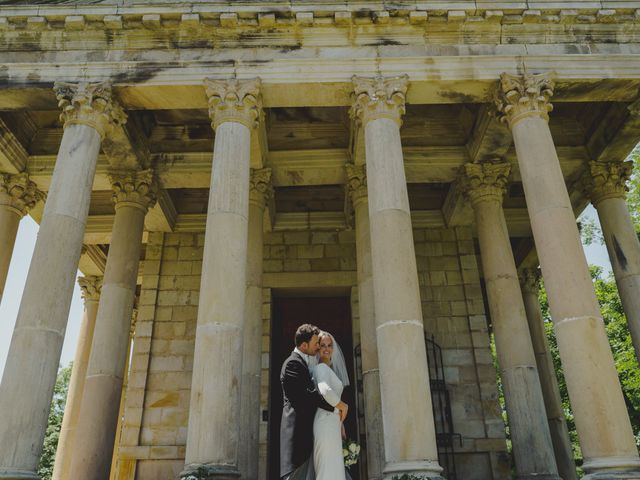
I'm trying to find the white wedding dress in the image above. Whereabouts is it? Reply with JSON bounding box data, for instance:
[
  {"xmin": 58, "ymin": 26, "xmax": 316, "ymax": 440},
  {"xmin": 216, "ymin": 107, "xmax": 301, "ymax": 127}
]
[{"xmin": 312, "ymin": 362, "xmax": 346, "ymax": 480}]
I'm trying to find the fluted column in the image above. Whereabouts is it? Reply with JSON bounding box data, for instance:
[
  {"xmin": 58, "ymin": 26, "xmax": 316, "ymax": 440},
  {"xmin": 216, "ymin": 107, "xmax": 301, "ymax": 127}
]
[
  {"xmin": 584, "ymin": 160, "xmax": 640, "ymax": 365},
  {"xmin": 351, "ymin": 75, "xmax": 443, "ymax": 480},
  {"xmin": 519, "ymin": 268, "xmax": 578, "ymax": 480},
  {"xmin": 70, "ymin": 170, "xmax": 156, "ymax": 480},
  {"xmin": 0, "ymin": 173, "xmax": 42, "ymax": 305},
  {"xmin": 238, "ymin": 168, "xmax": 271, "ymax": 480},
  {"xmin": 346, "ymin": 164, "xmax": 385, "ymax": 480},
  {"xmin": 52, "ymin": 275, "xmax": 102, "ymax": 480},
  {"xmin": 462, "ymin": 162, "xmax": 559, "ymax": 480},
  {"xmin": 182, "ymin": 78, "xmax": 261, "ymax": 479},
  {"xmin": 497, "ymin": 72, "xmax": 640, "ymax": 478},
  {"xmin": 0, "ymin": 82, "xmax": 124, "ymax": 480}
]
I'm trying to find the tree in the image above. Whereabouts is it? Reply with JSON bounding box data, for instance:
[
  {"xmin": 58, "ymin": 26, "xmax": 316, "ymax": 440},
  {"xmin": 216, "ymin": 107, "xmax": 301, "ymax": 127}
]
[{"xmin": 37, "ymin": 363, "xmax": 72, "ymax": 480}]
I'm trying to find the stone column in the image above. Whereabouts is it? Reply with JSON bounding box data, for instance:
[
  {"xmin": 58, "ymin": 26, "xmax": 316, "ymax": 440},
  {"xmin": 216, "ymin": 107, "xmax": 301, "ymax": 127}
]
[
  {"xmin": 346, "ymin": 163, "xmax": 385, "ymax": 480},
  {"xmin": 584, "ymin": 160, "xmax": 640, "ymax": 365},
  {"xmin": 0, "ymin": 172, "xmax": 42, "ymax": 305},
  {"xmin": 462, "ymin": 162, "xmax": 559, "ymax": 479},
  {"xmin": 52, "ymin": 275, "xmax": 102, "ymax": 480},
  {"xmin": 497, "ymin": 72, "xmax": 640, "ymax": 478},
  {"xmin": 351, "ymin": 75, "xmax": 443, "ymax": 480},
  {"xmin": 0, "ymin": 82, "xmax": 124, "ymax": 480},
  {"xmin": 69, "ymin": 170, "xmax": 156, "ymax": 480},
  {"xmin": 238, "ymin": 168, "xmax": 271, "ymax": 480},
  {"xmin": 109, "ymin": 306, "xmax": 138, "ymax": 480},
  {"xmin": 519, "ymin": 268, "xmax": 578, "ymax": 480},
  {"xmin": 181, "ymin": 78, "xmax": 261, "ymax": 479}
]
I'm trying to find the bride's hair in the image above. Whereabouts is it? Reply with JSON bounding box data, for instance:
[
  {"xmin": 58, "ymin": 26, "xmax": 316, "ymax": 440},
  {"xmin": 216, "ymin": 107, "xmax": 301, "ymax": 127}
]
[{"xmin": 317, "ymin": 331, "xmax": 350, "ymax": 387}]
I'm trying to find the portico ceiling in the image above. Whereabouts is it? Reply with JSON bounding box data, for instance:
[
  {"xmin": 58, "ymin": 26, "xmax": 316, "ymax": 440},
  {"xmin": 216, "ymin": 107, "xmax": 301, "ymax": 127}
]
[{"xmin": 1, "ymin": 0, "xmax": 640, "ymax": 276}]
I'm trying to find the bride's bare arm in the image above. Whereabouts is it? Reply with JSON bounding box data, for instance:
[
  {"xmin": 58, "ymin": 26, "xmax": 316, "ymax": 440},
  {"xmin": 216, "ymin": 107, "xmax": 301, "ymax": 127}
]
[{"xmin": 316, "ymin": 364, "xmax": 348, "ymax": 420}]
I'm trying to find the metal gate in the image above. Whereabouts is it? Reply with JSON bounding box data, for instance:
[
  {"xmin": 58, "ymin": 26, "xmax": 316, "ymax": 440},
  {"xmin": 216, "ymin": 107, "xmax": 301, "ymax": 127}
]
[{"xmin": 354, "ymin": 334, "xmax": 460, "ymax": 479}]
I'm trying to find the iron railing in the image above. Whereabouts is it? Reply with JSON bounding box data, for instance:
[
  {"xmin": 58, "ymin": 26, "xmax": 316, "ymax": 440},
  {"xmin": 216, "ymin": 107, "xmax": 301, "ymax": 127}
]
[{"xmin": 354, "ymin": 334, "xmax": 460, "ymax": 480}]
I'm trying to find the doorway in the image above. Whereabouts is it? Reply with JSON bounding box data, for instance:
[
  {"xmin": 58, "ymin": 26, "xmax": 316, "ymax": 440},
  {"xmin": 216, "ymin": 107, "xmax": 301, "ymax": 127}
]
[{"xmin": 268, "ymin": 295, "xmax": 358, "ymax": 480}]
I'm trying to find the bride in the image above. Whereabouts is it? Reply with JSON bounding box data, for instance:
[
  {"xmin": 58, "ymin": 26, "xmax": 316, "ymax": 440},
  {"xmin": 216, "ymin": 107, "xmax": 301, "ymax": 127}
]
[{"xmin": 305, "ymin": 331, "xmax": 352, "ymax": 480}]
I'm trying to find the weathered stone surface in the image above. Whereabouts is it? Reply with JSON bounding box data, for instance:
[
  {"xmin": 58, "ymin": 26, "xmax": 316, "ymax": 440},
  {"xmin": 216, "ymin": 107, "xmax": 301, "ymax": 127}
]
[{"xmin": 5, "ymin": 4, "xmax": 637, "ymax": 479}]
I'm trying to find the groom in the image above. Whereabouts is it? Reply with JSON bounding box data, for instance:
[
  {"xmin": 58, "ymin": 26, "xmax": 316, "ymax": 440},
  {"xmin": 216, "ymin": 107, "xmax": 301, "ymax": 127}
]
[{"xmin": 279, "ymin": 324, "xmax": 348, "ymax": 479}]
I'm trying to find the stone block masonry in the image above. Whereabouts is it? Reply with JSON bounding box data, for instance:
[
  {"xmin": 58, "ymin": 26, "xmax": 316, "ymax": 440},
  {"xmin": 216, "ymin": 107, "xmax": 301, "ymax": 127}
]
[{"xmin": 114, "ymin": 227, "xmax": 508, "ymax": 480}]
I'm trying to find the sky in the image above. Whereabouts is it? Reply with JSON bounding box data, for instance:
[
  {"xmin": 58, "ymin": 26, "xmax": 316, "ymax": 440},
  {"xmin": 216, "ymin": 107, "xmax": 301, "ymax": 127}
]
[{"xmin": 0, "ymin": 205, "xmax": 613, "ymax": 375}]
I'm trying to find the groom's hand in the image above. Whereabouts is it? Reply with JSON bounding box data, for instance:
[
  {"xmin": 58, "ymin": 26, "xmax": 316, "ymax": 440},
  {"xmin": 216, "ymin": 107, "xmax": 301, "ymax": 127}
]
[{"xmin": 336, "ymin": 401, "xmax": 348, "ymax": 422}]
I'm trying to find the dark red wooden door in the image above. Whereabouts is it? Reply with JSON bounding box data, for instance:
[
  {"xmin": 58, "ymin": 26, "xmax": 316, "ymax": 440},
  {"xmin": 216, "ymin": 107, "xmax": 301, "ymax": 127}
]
[{"xmin": 268, "ymin": 296, "xmax": 358, "ymax": 480}]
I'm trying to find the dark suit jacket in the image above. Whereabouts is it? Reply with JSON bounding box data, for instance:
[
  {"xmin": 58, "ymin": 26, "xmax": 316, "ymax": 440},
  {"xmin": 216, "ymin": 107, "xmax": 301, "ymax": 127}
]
[{"xmin": 280, "ymin": 351, "xmax": 334, "ymax": 478}]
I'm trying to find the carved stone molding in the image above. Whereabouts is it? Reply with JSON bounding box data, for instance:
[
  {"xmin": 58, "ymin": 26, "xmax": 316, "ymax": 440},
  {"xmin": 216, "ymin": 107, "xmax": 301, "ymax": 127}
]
[
  {"xmin": 345, "ymin": 163, "xmax": 367, "ymax": 206},
  {"xmin": 351, "ymin": 75, "xmax": 409, "ymax": 127},
  {"xmin": 0, "ymin": 172, "xmax": 43, "ymax": 217},
  {"xmin": 204, "ymin": 78, "xmax": 262, "ymax": 130},
  {"xmin": 495, "ymin": 72, "xmax": 556, "ymax": 127},
  {"xmin": 460, "ymin": 161, "xmax": 511, "ymax": 205},
  {"xmin": 54, "ymin": 81, "xmax": 127, "ymax": 139},
  {"xmin": 130, "ymin": 307, "xmax": 139, "ymax": 338},
  {"xmin": 249, "ymin": 167, "xmax": 273, "ymax": 207},
  {"xmin": 109, "ymin": 169, "xmax": 158, "ymax": 212},
  {"xmin": 1, "ymin": 7, "xmax": 638, "ymax": 35},
  {"xmin": 583, "ymin": 160, "xmax": 633, "ymax": 205},
  {"xmin": 78, "ymin": 275, "xmax": 103, "ymax": 303},
  {"xmin": 519, "ymin": 268, "xmax": 541, "ymax": 294}
]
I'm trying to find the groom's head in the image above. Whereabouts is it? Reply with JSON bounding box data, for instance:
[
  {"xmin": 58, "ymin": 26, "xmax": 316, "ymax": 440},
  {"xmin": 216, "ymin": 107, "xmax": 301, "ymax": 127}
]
[{"xmin": 295, "ymin": 324, "xmax": 320, "ymax": 355}]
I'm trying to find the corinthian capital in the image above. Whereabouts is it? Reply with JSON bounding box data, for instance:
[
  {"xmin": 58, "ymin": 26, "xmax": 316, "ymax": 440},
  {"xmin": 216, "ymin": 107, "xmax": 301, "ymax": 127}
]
[
  {"xmin": 109, "ymin": 169, "xmax": 157, "ymax": 212},
  {"xmin": 583, "ymin": 160, "xmax": 633, "ymax": 205},
  {"xmin": 249, "ymin": 168, "xmax": 273, "ymax": 207},
  {"xmin": 351, "ymin": 75, "xmax": 409, "ymax": 127},
  {"xmin": 78, "ymin": 275, "xmax": 103, "ymax": 303},
  {"xmin": 495, "ymin": 72, "xmax": 555, "ymax": 127},
  {"xmin": 204, "ymin": 78, "xmax": 262, "ymax": 130},
  {"xmin": 461, "ymin": 161, "xmax": 511, "ymax": 205},
  {"xmin": 518, "ymin": 268, "xmax": 541, "ymax": 294},
  {"xmin": 345, "ymin": 163, "xmax": 367, "ymax": 206},
  {"xmin": 54, "ymin": 81, "xmax": 127, "ymax": 139},
  {"xmin": 0, "ymin": 172, "xmax": 44, "ymax": 217}
]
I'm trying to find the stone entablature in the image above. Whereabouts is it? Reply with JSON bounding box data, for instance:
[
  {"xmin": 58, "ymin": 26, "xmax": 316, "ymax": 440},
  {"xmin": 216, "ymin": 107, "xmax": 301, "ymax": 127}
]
[{"xmin": 0, "ymin": 4, "xmax": 638, "ymax": 34}]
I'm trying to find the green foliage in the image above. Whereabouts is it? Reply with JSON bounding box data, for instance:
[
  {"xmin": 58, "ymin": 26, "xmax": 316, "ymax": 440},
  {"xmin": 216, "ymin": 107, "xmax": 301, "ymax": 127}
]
[
  {"xmin": 578, "ymin": 217, "xmax": 603, "ymax": 246},
  {"xmin": 625, "ymin": 144, "xmax": 640, "ymax": 238},
  {"xmin": 37, "ymin": 363, "xmax": 72, "ymax": 480}
]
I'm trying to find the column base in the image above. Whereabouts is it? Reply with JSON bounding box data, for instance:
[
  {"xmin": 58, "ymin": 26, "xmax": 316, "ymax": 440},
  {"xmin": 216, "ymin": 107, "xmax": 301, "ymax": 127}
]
[
  {"xmin": 383, "ymin": 460, "xmax": 445, "ymax": 480},
  {"xmin": 179, "ymin": 464, "xmax": 240, "ymax": 480},
  {"xmin": 0, "ymin": 469, "xmax": 40, "ymax": 480},
  {"xmin": 516, "ymin": 475, "xmax": 562, "ymax": 480},
  {"xmin": 583, "ymin": 456, "xmax": 640, "ymax": 479},
  {"xmin": 583, "ymin": 472, "xmax": 640, "ymax": 480}
]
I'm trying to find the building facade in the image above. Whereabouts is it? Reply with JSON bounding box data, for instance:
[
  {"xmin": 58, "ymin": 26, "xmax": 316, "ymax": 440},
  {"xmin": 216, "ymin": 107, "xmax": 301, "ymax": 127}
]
[{"xmin": 0, "ymin": 1, "xmax": 640, "ymax": 480}]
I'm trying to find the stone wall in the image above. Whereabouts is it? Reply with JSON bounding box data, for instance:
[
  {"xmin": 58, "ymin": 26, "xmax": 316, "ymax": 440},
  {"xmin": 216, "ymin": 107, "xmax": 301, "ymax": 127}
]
[
  {"xmin": 116, "ymin": 227, "xmax": 509, "ymax": 480},
  {"xmin": 414, "ymin": 226, "xmax": 510, "ymax": 480}
]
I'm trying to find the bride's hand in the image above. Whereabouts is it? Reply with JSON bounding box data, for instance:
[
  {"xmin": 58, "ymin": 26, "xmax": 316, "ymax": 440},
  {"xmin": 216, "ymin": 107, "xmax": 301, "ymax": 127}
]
[{"xmin": 336, "ymin": 401, "xmax": 348, "ymax": 422}]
